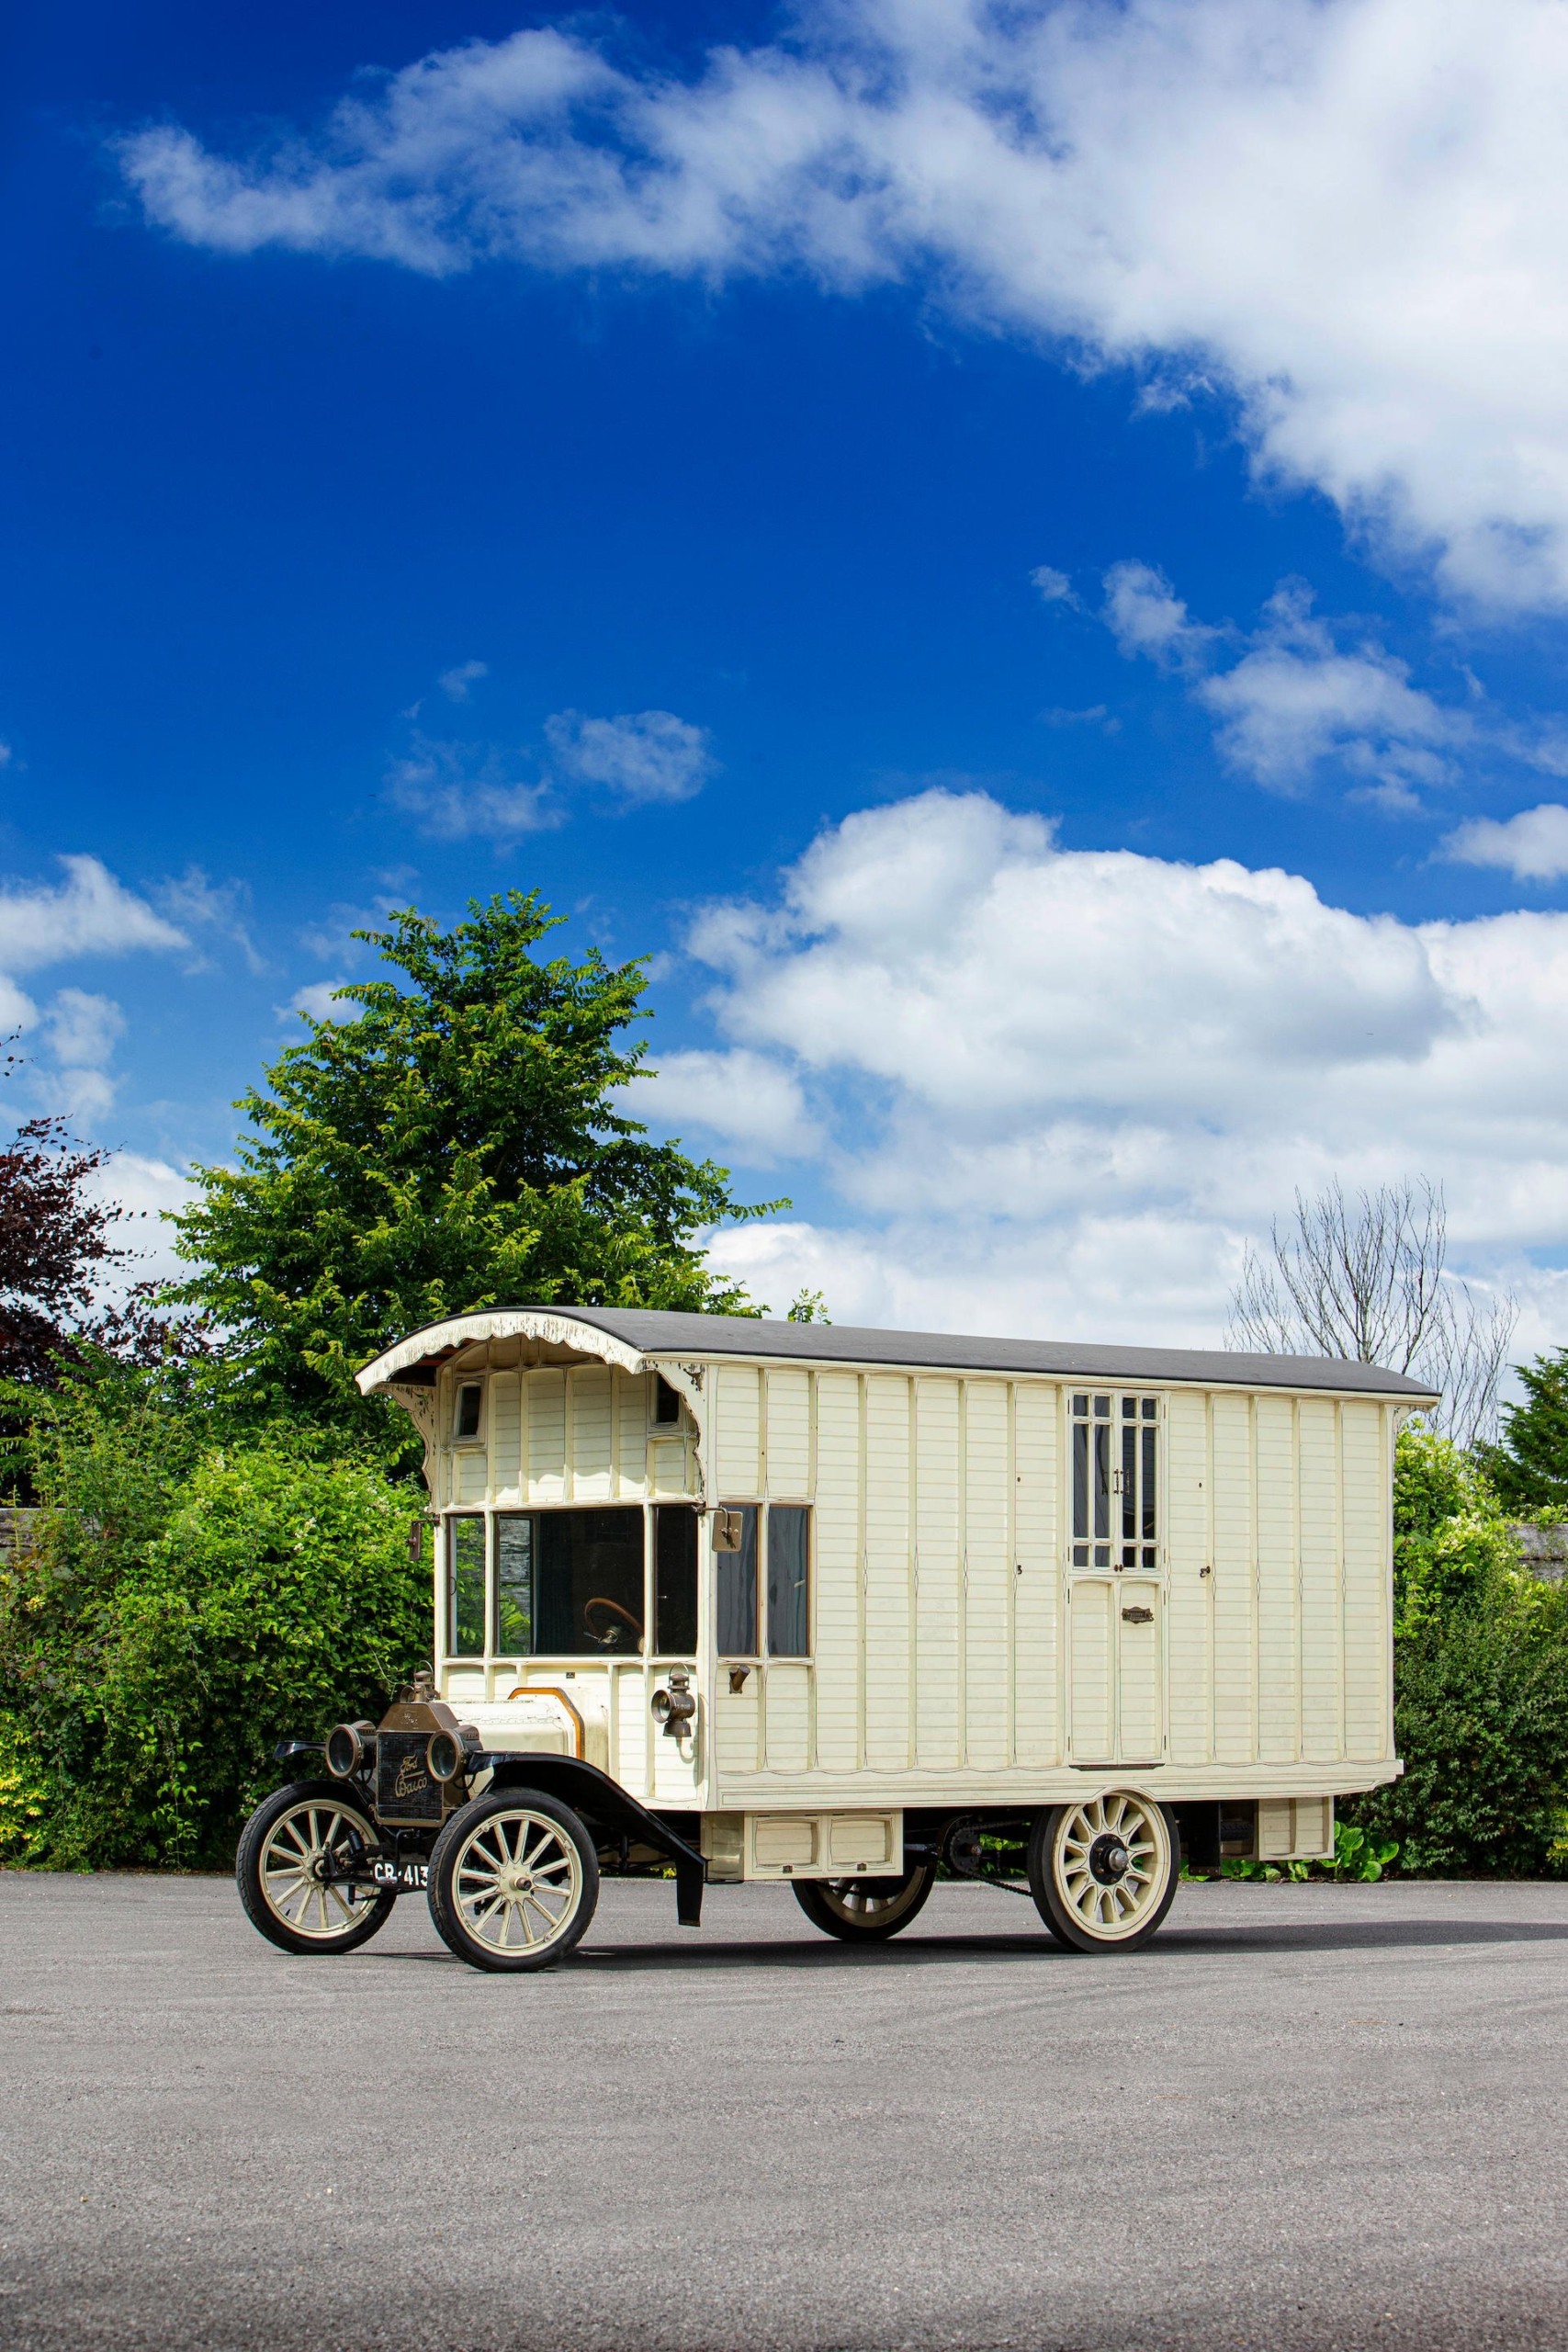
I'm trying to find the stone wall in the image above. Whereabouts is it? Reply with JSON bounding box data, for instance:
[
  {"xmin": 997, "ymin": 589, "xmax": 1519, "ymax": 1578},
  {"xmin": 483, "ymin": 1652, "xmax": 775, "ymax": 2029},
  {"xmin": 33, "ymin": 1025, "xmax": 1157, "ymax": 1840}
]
[
  {"xmin": 1512, "ymin": 1524, "xmax": 1568, "ymax": 1585},
  {"xmin": 0, "ymin": 1508, "xmax": 45, "ymax": 1561}
]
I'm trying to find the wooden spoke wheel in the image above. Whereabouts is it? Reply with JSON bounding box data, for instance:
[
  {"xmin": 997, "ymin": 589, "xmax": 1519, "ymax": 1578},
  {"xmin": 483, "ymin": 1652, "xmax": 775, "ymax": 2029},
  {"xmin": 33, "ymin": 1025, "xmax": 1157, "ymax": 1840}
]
[
  {"xmin": 793, "ymin": 1862, "xmax": 936, "ymax": 1943},
  {"xmin": 1028, "ymin": 1792, "xmax": 1179, "ymax": 1952},
  {"xmin": 428, "ymin": 1791, "xmax": 599, "ymax": 1973},
  {"xmin": 236, "ymin": 1781, "xmax": 394, "ymax": 1957}
]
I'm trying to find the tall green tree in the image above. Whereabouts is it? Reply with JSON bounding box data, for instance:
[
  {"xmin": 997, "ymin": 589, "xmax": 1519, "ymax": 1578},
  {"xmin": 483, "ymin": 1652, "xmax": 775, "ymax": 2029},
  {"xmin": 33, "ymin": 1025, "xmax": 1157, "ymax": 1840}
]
[
  {"xmin": 168, "ymin": 892, "xmax": 778, "ymax": 1434},
  {"xmin": 1477, "ymin": 1348, "xmax": 1568, "ymax": 1513}
]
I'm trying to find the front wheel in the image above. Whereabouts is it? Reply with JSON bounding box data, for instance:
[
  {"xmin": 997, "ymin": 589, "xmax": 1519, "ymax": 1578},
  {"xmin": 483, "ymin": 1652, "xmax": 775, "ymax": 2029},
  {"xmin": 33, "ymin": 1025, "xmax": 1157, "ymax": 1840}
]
[
  {"xmin": 1027, "ymin": 1792, "xmax": 1179, "ymax": 1952},
  {"xmin": 236, "ymin": 1781, "xmax": 395, "ymax": 1956},
  {"xmin": 793, "ymin": 1862, "xmax": 936, "ymax": 1942},
  {"xmin": 428, "ymin": 1790, "xmax": 600, "ymax": 1973}
]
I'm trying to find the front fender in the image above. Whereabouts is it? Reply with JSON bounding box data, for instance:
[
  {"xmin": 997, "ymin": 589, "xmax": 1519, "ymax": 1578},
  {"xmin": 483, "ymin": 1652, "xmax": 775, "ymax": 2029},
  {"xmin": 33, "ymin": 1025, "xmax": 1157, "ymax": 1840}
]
[{"xmin": 476, "ymin": 1753, "xmax": 705, "ymax": 1925}]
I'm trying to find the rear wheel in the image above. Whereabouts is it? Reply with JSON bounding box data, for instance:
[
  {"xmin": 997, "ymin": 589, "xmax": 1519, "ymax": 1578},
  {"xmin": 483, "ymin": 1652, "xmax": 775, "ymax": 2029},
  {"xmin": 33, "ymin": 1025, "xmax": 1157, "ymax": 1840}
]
[
  {"xmin": 236, "ymin": 1781, "xmax": 394, "ymax": 1957},
  {"xmin": 1028, "ymin": 1792, "xmax": 1179, "ymax": 1952},
  {"xmin": 428, "ymin": 1790, "xmax": 600, "ymax": 1973},
  {"xmin": 792, "ymin": 1862, "xmax": 935, "ymax": 1942}
]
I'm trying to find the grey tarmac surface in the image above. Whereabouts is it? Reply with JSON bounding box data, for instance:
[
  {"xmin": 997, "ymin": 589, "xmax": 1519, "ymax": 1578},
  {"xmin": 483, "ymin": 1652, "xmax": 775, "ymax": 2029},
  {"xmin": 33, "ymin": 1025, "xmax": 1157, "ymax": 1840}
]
[{"xmin": 3, "ymin": 1872, "xmax": 1568, "ymax": 2352}]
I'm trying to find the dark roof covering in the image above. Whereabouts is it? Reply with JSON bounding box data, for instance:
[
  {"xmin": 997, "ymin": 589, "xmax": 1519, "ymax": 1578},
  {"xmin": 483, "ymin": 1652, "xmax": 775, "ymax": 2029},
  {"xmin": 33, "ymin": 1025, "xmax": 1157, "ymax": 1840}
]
[{"xmin": 432, "ymin": 1305, "xmax": 1438, "ymax": 1399}]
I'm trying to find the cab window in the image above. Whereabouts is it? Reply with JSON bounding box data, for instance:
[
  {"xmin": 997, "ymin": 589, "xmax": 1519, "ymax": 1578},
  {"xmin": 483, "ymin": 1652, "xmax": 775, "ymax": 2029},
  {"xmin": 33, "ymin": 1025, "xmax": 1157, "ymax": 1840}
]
[
  {"xmin": 654, "ymin": 1505, "xmax": 699, "ymax": 1654},
  {"xmin": 492, "ymin": 1507, "xmax": 645, "ymax": 1657},
  {"xmin": 446, "ymin": 1516, "xmax": 486, "ymax": 1657}
]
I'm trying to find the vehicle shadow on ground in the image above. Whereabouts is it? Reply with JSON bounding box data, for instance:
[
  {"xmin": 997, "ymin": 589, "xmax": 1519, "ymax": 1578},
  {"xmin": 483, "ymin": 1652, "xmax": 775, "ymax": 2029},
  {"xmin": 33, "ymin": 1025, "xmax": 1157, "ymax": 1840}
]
[
  {"xmin": 579, "ymin": 1916, "xmax": 1568, "ymax": 1970},
  {"xmin": 375, "ymin": 1913, "xmax": 1568, "ymax": 1972}
]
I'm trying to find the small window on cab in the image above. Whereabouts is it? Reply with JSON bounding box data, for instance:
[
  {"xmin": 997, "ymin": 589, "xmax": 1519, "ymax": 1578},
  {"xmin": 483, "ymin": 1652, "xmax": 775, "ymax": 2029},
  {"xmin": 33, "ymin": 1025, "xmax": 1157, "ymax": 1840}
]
[
  {"xmin": 651, "ymin": 1374, "xmax": 682, "ymax": 1427},
  {"xmin": 446, "ymin": 1516, "xmax": 486, "ymax": 1657},
  {"xmin": 654, "ymin": 1505, "xmax": 699, "ymax": 1656},
  {"xmin": 453, "ymin": 1381, "xmax": 483, "ymax": 1442}
]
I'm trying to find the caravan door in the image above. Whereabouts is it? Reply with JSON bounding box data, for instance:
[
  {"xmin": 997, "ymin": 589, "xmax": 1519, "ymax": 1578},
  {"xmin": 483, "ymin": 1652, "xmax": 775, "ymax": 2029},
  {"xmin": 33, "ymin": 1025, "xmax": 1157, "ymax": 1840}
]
[{"xmin": 1066, "ymin": 1388, "xmax": 1167, "ymax": 1766}]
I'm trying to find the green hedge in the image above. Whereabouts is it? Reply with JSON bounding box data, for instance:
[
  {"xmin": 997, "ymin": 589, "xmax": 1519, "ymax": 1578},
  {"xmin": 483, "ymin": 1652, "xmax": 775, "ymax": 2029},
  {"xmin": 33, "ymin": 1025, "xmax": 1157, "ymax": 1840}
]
[
  {"xmin": 0, "ymin": 1365, "xmax": 429, "ymax": 1870},
  {"xmin": 1339, "ymin": 1425, "xmax": 1568, "ymax": 1876}
]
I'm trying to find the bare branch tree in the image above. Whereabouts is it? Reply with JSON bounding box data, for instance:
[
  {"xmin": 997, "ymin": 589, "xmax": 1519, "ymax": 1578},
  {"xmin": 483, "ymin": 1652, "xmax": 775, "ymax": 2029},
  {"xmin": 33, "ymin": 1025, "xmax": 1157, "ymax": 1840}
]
[{"xmin": 1228, "ymin": 1178, "xmax": 1517, "ymax": 1450}]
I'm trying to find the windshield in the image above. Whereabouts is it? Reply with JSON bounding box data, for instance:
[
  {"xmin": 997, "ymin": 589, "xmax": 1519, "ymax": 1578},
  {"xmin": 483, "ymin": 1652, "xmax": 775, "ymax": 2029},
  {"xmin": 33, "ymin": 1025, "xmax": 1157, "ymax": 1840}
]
[{"xmin": 494, "ymin": 1507, "xmax": 646, "ymax": 1657}]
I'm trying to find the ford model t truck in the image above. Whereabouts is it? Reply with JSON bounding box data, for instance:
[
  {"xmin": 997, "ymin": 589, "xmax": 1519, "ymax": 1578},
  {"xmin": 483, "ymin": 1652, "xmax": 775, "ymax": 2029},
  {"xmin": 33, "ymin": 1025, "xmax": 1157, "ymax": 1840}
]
[{"xmin": 237, "ymin": 1306, "xmax": 1430, "ymax": 1972}]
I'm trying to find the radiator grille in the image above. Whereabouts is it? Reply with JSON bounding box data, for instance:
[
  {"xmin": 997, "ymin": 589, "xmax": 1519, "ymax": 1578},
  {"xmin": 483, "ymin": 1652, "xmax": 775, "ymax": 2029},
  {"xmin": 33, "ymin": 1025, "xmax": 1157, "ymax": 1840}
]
[{"xmin": 376, "ymin": 1731, "xmax": 443, "ymax": 1824}]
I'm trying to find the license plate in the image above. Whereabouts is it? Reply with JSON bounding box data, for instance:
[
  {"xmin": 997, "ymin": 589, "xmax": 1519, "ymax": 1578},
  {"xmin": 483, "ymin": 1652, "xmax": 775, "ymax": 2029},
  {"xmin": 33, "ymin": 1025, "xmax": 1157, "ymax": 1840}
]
[{"xmin": 371, "ymin": 1860, "xmax": 428, "ymax": 1891}]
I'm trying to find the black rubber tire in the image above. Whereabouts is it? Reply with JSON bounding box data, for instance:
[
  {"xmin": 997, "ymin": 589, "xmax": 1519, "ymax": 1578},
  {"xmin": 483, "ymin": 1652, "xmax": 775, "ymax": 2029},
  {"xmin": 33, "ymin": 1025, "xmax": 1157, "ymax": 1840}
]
[
  {"xmin": 1027, "ymin": 1796, "xmax": 1180, "ymax": 1953},
  {"xmin": 792, "ymin": 1861, "xmax": 936, "ymax": 1942},
  {"xmin": 236, "ymin": 1780, "xmax": 395, "ymax": 1957},
  {"xmin": 427, "ymin": 1789, "xmax": 600, "ymax": 1973}
]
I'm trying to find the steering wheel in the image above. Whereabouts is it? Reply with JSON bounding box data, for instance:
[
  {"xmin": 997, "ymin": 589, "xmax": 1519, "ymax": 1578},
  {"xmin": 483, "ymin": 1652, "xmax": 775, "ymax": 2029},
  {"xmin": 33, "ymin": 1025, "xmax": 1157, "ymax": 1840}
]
[{"xmin": 584, "ymin": 1596, "xmax": 644, "ymax": 1651}]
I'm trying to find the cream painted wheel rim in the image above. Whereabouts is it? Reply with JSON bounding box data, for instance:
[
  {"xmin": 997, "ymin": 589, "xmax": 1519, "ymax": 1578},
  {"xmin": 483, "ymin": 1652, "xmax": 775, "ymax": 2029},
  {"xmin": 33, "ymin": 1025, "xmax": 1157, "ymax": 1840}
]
[
  {"xmin": 815, "ymin": 1871, "xmax": 928, "ymax": 1928},
  {"xmin": 453, "ymin": 1809, "xmax": 583, "ymax": 1956},
  {"xmin": 1051, "ymin": 1792, "xmax": 1170, "ymax": 1941},
  {"xmin": 260, "ymin": 1801, "xmax": 379, "ymax": 1939}
]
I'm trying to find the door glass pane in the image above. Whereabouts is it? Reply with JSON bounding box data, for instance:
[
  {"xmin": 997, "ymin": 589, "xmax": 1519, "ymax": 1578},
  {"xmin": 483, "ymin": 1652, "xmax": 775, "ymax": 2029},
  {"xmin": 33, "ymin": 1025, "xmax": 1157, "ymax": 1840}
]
[
  {"xmin": 535, "ymin": 1508, "xmax": 645, "ymax": 1656},
  {"xmin": 1122, "ymin": 1423, "xmax": 1136, "ymax": 1540},
  {"xmin": 1093, "ymin": 1423, "xmax": 1111, "ymax": 1538},
  {"xmin": 1072, "ymin": 1421, "xmax": 1089, "ymax": 1540},
  {"xmin": 716, "ymin": 1504, "xmax": 759, "ymax": 1656},
  {"xmin": 494, "ymin": 1516, "xmax": 533, "ymax": 1653},
  {"xmin": 1142, "ymin": 1426, "xmax": 1157, "ymax": 1541},
  {"xmin": 766, "ymin": 1506, "xmax": 811, "ymax": 1657},
  {"xmin": 446, "ymin": 1517, "xmax": 485, "ymax": 1657},
  {"xmin": 654, "ymin": 1506, "xmax": 699, "ymax": 1655}
]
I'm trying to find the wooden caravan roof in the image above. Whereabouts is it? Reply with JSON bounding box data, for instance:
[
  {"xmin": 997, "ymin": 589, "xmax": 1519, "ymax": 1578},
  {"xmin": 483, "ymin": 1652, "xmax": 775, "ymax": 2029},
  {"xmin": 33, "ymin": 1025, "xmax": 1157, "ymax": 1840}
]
[{"xmin": 357, "ymin": 1305, "xmax": 1439, "ymax": 1403}]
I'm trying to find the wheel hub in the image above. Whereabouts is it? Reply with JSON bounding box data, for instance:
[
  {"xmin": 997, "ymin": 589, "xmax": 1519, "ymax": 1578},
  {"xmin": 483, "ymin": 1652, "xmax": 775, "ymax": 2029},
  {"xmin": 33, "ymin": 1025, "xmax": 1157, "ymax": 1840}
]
[{"xmin": 1089, "ymin": 1833, "xmax": 1132, "ymax": 1885}]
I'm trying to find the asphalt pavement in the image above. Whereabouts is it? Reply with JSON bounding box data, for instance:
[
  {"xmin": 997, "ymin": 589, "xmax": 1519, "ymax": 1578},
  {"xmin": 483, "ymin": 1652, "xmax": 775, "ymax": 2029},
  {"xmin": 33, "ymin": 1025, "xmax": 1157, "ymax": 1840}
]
[{"xmin": 4, "ymin": 1868, "xmax": 1568, "ymax": 2351}]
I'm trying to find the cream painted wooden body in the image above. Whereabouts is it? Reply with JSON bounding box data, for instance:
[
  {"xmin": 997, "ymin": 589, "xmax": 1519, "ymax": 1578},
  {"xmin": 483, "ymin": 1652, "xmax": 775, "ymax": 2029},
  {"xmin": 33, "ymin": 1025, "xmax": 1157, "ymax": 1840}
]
[{"xmin": 370, "ymin": 1311, "xmax": 1405, "ymax": 1869}]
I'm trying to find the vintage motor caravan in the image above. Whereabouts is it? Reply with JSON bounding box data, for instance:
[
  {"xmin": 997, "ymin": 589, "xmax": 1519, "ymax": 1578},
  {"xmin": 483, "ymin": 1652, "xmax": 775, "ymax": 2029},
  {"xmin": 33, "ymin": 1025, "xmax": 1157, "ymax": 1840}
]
[{"xmin": 236, "ymin": 1307, "xmax": 1434, "ymax": 1971}]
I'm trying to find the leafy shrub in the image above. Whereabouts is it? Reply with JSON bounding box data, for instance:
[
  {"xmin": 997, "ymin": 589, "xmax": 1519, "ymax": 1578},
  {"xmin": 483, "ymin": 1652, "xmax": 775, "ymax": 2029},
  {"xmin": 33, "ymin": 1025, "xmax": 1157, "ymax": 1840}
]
[
  {"xmin": 0, "ymin": 1713, "xmax": 49, "ymax": 1862},
  {"xmin": 0, "ymin": 1361, "xmax": 430, "ymax": 1870},
  {"xmin": 1322, "ymin": 1423, "xmax": 1568, "ymax": 1874},
  {"xmin": 1392, "ymin": 1422, "xmax": 1521, "ymax": 1638},
  {"xmin": 1345, "ymin": 1604, "xmax": 1568, "ymax": 1874}
]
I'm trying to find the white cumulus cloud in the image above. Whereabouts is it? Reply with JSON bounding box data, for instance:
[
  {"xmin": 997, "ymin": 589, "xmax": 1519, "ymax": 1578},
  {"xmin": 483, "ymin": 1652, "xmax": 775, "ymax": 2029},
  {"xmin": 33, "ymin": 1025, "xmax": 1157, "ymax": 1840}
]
[
  {"xmin": 1196, "ymin": 584, "xmax": 1460, "ymax": 802},
  {"xmin": 545, "ymin": 708, "xmax": 716, "ymax": 805},
  {"xmin": 284, "ymin": 980, "xmax": 361, "ymax": 1024},
  {"xmin": 1030, "ymin": 564, "xmax": 1078, "ymax": 608},
  {"xmin": 1440, "ymin": 803, "xmax": 1568, "ymax": 882},
  {"xmin": 678, "ymin": 786, "xmax": 1568, "ymax": 1352},
  {"xmin": 118, "ymin": 0, "xmax": 1568, "ymax": 609},
  {"xmin": 1097, "ymin": 567, "xmax": 1481, "ymax": 804},
  {"xmin": 0, "ymin": 854, "xmax": 186, "ymax": 972},
  {"xmin": 1101, "ymin": 560, "xmax": 1218, "ymax": 673},
  {"xmin": 439, "ymin": 659, "xmax": 488, "ymax": 701},
  {"xmin": 386, "ymin": 734, "xmax": 558, "ymax": 842},
  {"xmin": 631, "ymin": 1047, "xmax": 818, "ymax": 1164}
]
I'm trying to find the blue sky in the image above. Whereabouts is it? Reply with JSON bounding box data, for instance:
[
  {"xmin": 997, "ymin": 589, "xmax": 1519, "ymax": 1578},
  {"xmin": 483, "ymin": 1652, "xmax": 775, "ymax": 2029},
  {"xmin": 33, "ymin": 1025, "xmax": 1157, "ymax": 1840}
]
[{"xmin": 6, "ymin": 0, "xmax": 1568, "ymax": 1359}]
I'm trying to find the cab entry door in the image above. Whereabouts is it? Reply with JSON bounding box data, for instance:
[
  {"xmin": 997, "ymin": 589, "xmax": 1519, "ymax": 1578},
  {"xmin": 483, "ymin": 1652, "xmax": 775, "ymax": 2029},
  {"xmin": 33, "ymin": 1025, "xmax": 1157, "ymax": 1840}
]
[{"xmin": 1066, "ymin": 1577, "xmax": 1166, "ymax": 1766}]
